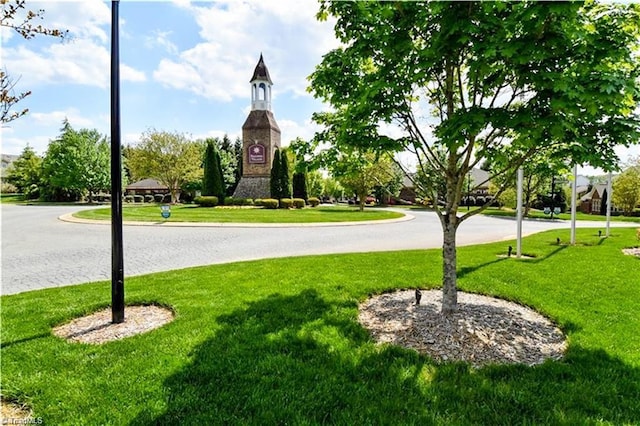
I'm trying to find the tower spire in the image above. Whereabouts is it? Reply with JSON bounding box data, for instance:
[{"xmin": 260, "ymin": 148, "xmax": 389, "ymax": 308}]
[{"xmin": 250, "ymin": 54, "xmax": 272, "ymax": 111}]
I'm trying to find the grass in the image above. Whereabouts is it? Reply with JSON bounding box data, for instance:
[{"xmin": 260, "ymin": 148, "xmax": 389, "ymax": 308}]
[
  {"xmin": 0, "ymin": 193, "xmax": 25, "ymax": 203},
  {"xmin": 72, "ymin": 204, "xmax": 404, "ymax": 223},
  {"xmin": 1, "ymin": 227, "xmax": 639, "ymax": 424},
  {"xmin": 481, "ymin": 206, "xmax": 640, "ymax": 223}
]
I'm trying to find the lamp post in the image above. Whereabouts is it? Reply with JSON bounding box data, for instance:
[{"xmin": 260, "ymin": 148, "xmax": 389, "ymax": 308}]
[{"xmin": 110, "ymin": 0, "xmax": 124, "ymax": 324}]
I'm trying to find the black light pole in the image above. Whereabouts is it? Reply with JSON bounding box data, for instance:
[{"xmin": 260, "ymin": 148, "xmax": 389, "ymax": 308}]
[{"xmin": 110, "ymin": 0, "xmax": 125, "ymax": 324}]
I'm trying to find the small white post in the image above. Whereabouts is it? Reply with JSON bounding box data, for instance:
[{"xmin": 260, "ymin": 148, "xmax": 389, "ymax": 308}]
[
  {"xmin": 516, "ymin": 167, "xmax": 523, "ymax": 258},
  {"xmin": 606, "ymin": 171, "xmax": 612, "ymax": 237},
  {"xmin": 570, "ymin": 164, "xmax": 577, "ymax": 245}
]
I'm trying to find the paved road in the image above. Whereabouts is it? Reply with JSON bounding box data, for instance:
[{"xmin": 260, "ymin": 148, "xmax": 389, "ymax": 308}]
[{"xmin": 1, "ymin": 204, "xmax": 631, "ymax": 295}]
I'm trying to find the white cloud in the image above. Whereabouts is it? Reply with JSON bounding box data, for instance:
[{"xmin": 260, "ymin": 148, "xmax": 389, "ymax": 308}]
[
  {"xmin": 152, "ymin": 0, "xmax": 338, "ymax": 101},
  {"xmin": 30, "ymin": 108, "xmax": 94, "ymax": 127},
  {"xmin": 26, "ymin": 0, "xmax": 111, "ymax": 43},
  {"xmin": 278, "ymin": 118, "xmax": 321, "ymax": 146},
  {"xmin": 145, "ymin": 30, "xmax": 178, "ymax": 55},
  {"xmin": 3, "ymin": 40, "xmax": 145, "ymax": 89}
]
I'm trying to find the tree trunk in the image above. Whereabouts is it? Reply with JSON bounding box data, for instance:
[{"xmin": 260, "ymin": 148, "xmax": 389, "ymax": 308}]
[{"xmin": 441, "ymin": 212, "xmax": 459, "ymax": 315}]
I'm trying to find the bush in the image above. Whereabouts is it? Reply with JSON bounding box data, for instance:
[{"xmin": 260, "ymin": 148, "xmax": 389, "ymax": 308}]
[
  {"xmin": 280, "ymin": 198, "xmax": 293, "ymax": 209},
  {"xmin": 194, "ymin": 196, "xmax": 219, "ymax": 207},
  {"xmin": 241, "ymin": 198, "xmax": 254, "ymax": 206},
  {"xmin": 223, "ymin": 196, "xmax": 234, "ymax": 206},
  {"xmin": 261, "ymin": 198, "xmax": 279, "ymax": 209},
  {"xmin": 293, "ymin": 198, "xmax": 306, "ymax": 209},
  {"xmin": 254, "ymin": 199, "xmax": 263, "ymax": 207},
  {"xmin": 145, "ymin": 195, "xmax": 154, "ymax": 203},
  {"xmin": 124, "ymin": 195, "xmax": 134, "ymax": 203},
  {"xmin": 154, "ymin": 194, "xmax": 164, "ymax": 203},
  {"xmin": 307, "ymin": 197, "xmax": 320, "ymax": 207},
  {"xmin": 162, "ymin": 194, "xmax": 172, "ymax": 203},
  {"xmin": 133, "ymin": 195, "xmax": 144, "ymax": 203}
]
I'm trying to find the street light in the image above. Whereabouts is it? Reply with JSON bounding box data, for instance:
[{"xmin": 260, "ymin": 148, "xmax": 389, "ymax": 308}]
[{"xmin": 110, "ymin": 0, "xmax": 124, "ymax": 324}]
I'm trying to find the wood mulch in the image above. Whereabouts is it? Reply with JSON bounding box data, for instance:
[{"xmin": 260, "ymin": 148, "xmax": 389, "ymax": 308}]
[
  {"xmin": 622, "ymin": 247, "xmax": 640, "ymax": 257},
  {"xmin": 52, "ymin": 305, "xmax": 174, "ymax": 344},
  {"xmin": 358, "ymin": 289, "xmax": 567, "ymax": 367}
]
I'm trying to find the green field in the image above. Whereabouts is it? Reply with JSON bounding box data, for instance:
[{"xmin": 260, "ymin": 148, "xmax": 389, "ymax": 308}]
[
  {"xmin": 73, "ymin": 204, "xmax": 404, "ymax": 223},
  {"xmin": 2, "ymin": 227, "xmax": 639, "ymax": 424}
]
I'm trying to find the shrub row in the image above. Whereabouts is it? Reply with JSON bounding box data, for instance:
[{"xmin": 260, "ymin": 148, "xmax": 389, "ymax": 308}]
[
  {"xmin": 124, "ymin": 194, "xmax": 171, "ymax": 203},
  {"xmin": 193, "ymin": 196, "xmax": 323, "ymax": 209}
]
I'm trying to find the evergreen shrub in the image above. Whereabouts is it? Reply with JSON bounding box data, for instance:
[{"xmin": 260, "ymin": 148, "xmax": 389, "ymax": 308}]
[
  {"xmin": 280, "ymin": 198, "xmax": 293, "ymax": 209},
  {"xmin": 293, "ymin": 198, "xmax": 306, "ymax": 209},
  {"xmin": 194, "ymin": 196, "xmax": 219, "ymax": 207},
  {"xmin": 307, "ymin": 197, "xmax": 320, "ymax": 207},
  {"xmin": 261, "ymin": 198, "xmax": 279, "ymax": 209}
]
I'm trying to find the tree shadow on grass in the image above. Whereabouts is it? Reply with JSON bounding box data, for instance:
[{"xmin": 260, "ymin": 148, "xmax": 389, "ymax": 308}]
[{"xmin": 131, "ymin": 289, "xmax": 640, "ymax": 425}]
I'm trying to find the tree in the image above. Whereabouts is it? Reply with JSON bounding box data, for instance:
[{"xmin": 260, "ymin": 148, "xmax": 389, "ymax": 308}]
[
  {"xmin": 270, "ymin": 148, "xmax": 282, "ymax": 199},
  {"xmin": 1, "ymin": 0, "xmax": 67, "ymax": 124},
  {"xmin": 292, "ymin": 172, "xmax": 308, "ymax": 200},
  {"xmin": 202, "ymin": 139, "xmax": 225, "ymax": 201},
  {"xmin": 231, "ymin": 136, "xmax": 243, "ymax": 194},
  {"xmin": 280, "ymin": 148, "xmax": 291, "ymax": 198},
  {"xmin": 5, "ymin": 144, "xmax": 42, "ymax": 198},
  {"xmin": 41, "ymin": 120, "xmax": 110, "ymax": 203},
  {"xmin": 327, "ymin": 148, "xmax": 398, "ymax": 211},
  {"xmin": 613, "ymin": 159, "xmax": 640, "ymax": 215},
  {"xmin": 310, "ymin": 1, "xmax": 640, "ymax": 314},
  {"xmin": 127, "ymin": 129, "xmax": 203, "ymax": 203}
]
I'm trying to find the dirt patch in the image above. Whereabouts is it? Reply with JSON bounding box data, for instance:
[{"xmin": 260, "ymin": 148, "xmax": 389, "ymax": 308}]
[
  {"xmin": 1, "ymin": 397, "xmax": 33, "ymax": 423},
  {"xmin": 358, "ymin": 290, "xmax": 566, "ymax": 367},
  {"xmin": 53, "ymin": 305, "xmax": 174, "ymax": 344},
  {"xmin": 622, "ymin": 247, "xmax": 640, "ymax": 257}
]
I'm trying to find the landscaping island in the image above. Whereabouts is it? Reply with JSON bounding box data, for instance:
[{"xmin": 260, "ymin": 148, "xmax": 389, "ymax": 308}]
[{"xmin": 72, "ymin": 204, "xmax": 406, "ymax": 224}]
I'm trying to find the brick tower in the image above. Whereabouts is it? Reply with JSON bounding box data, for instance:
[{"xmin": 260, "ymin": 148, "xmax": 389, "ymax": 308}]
[{"xmin": 232, "ymin": 54, "xmax": 281, "ymax": 199}]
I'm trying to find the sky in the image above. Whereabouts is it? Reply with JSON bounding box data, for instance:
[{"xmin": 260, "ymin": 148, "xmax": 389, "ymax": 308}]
[
  {"xmin": 1, "ymin": 0, "xmax": 638, "ymax": 176},
  {"xmin": 2, "ymin": 0, "xmax": 338, "ymax": 157}
]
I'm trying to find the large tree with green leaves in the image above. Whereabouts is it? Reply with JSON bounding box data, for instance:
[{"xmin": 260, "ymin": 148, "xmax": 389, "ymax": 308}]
[
  {"xmin": 41, "ymin": 120, "xmax": 111, "ymax": 203},
  {"xmin": 612, "ymin": 158, "xmax": 640, "ymax": 215},
  {"xmin": 127, "ymin": 129, "xmax": 203, "ymax": 203},
  {"xmin": 270, "ymin": 148, "xmax": 282, "ymax": 199},
  {"xmin": 310, "ymin": 1, "xmax": 640, "ymax": 314},
  {"xmin": 202, "ymin": 139, "xmax": 225, "ymax": 201},
  {"xmin": 5, "ymin": 144, "xmax": 42, "ymax": 198}
]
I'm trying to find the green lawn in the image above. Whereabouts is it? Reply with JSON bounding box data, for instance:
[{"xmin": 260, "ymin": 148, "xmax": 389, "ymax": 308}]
[
  {"xmin": 1, "ymin": 228, "xmax": 639, "ymax": 424},
  {"xmin": 481, "ymin": 207, "xmax": 640, "ymax": 222},
  {"xmin": 73, "ymin": 204, "xmax": 404, "ymax": 223},
  {"xmin": 0, "ymin": 193, "xmax": 25, "ymax": 203}
]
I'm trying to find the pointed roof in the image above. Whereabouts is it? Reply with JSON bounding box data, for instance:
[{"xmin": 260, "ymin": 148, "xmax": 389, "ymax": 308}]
[{"xmin": 250, "ymin": 53, "xmax": 273, "ymax": 84}]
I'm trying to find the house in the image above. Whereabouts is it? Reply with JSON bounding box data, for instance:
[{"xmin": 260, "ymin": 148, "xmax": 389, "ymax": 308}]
[
  {"xmin": 125, "ymin": 178, "xmax": 169, "ymax": 196},
  {"xmin": 398, "ymin": 168, "xmax": 493, "ymax": 205},
  {"xmin": 579, "ymin": 184, "xmax": 620, "ymax": 214}
]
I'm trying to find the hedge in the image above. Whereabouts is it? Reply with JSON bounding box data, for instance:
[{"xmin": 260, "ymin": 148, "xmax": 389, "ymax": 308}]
[
  {"xmin": 194, "ymin": 196, "xmax": 219, "ymax": 207},
  {"xmin": 307, "ymin": 197, "xmax": 320, "ymax": 207},
  {"xmin": 280, "ymin": 198, "xmax": 294, "ymax": 209},
  {"xmin": 261, "ymin": 198, "xmax": 279, "ymax": 209}
]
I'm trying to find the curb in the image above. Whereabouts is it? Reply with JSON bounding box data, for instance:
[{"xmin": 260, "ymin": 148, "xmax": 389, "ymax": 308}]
[{"xmin": 58, "ymin": 210, "xmax": 415, "ymax": 228}]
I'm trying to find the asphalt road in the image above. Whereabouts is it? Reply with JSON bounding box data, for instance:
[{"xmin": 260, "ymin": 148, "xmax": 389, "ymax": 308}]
[{"xmin": 1, "ymin": 204, "xmax": 630, "ymax": 295}]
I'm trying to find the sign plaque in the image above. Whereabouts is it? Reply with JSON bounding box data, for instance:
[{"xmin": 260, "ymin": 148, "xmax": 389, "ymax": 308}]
[{"xmin": 248, "ymin": 144, "xmax": 266, "ymax": 164}]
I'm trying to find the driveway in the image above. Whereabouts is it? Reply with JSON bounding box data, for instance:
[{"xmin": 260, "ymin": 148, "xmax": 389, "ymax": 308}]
[{"xmin": 1, "ymin": 204, "xmax": 631, "ymax": 295}]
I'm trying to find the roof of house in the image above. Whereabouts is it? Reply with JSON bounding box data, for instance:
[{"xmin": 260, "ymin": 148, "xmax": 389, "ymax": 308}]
[
  {"xmin": 125, "ymin": 178, "xmax": 169, "ymax": 190},
  {"xmin": 250, "ymin": 54, "xmax": 273, "ymax": 84}
]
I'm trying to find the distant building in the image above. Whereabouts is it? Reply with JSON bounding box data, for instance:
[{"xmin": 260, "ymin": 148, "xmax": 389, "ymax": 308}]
[
  {"xmin": 580, "ymin": 184, "xmax": 620, "ymax": 214},
  {"xmin": 399, "ymin": 168, "xmax": 493, "ymax": 205},
  {"xmin": 125, "ymin": 178, "xmax": 169, "ymax": 196}
]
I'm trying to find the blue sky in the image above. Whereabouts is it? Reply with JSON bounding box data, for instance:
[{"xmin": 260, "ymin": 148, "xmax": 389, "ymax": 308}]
[
  {"xmin": 2, "ymin": 0, "xmax": 638, "ymax": 175},
  {"xmin": 2, "ymin": 0, "xmax": 338, "ymax": 157}
]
